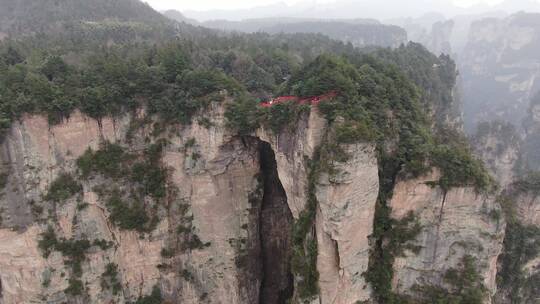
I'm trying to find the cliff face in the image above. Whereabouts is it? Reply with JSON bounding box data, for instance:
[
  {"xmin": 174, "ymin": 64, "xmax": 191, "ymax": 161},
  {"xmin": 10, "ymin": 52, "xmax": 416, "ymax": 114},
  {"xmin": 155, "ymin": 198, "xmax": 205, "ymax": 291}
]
[
  {"xmin": 0, "ymin": 101, "xmax": 504, "ymax": 304},
  {"xmin": 523, "ymin": 102, "xmax": 540, "ymax": 171},
  {"xmin": 390, "ymin": 170, "xmax": 505, "ymax": 299},
  {"xmin": 0, "ymin": 104, "xmax": 267, "ymax": 303},
  {"xmin": 494, "ymin": 180, "xmax": 540, "ymax": 304},
  {"xmin": 473, "ymin": 121, "xmax": 522, "ymax": 189},
  {"xmin": 403, "ymin": 12, "xmax": 540, "ymax": 133},
  {"xmin": 0, "ymin": 102, "xmax": 371, "ymax": 304},
  {"xmin": 419, "ymin": 19, "xmax": 455, "ymax": 57},
  {"xmin": 315, "ymin": 143, "xmax": 379, "ymax": 303},
  {"xmin": 471, "ymin": 99, "xmax": 540, "ymax": 304},
  {"xmin": 459, "ymin": 13, "xmax": 540, "ymax": 131}
]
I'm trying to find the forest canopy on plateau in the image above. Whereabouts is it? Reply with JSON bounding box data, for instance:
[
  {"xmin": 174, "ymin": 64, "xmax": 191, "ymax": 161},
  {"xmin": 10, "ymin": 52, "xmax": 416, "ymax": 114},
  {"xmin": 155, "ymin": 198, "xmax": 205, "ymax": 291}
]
[{"xmin": 0, "ymin": 17, "xmax": 490, "ymax": 191}]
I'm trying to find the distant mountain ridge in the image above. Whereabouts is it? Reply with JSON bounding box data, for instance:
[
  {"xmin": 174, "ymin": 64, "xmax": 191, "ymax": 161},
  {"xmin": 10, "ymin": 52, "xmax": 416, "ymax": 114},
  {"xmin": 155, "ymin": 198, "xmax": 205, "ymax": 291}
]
[
  {"xmin": 181, "ymin": 0, "xmax": 540, "ymax": 22},
  {"xmin": 162, "ymin": 11, "xmax": 407, "ymax": 48},
  {"xmin": 202, "ymin": 17, "xmax": 382, "ymax": 32},
  {"xmin": 0, "ymin": 0, "xmax": 172, "ymax": 37},
  {"xmin": 162, "ymin": 9, "xmax": 200, "ymax": 25},
  {"xmin": 398, "ymin": 11, "xmax": 540, "ymax": 133},
  {"xmin": 460, "ymin": 12, "xmax": 540, "ymax": 130},
  {"xmin": 259, "ymin": 20, "xmax": 406, "ymax": 48}
]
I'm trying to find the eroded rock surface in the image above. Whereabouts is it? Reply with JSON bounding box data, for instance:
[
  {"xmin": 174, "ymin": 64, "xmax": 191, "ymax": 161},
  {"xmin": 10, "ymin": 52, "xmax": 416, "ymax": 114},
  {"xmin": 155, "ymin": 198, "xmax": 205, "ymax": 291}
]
[
  {"xmin": 0, "ymin": 101, "xmax": 514, "ymax": 304},
  {"xmin": 0, "ymin": 104, "xmax": 267, "ymax": 303},
  {"xmin": 473, "ymin": 121, "xmax": 521, "ymax": 189},
  {"xmin": 494, "ymin": 181, "xmax": 540, "ymax": 304},
  {"xmin": 390, "ymin": 170, "xmax": 505, "ymax": 299},
  {"xmin": 460, "ymin": 13, "xmax": 540, "ymax": 131},
  {"xmin": 315, "ymin": 143, "xmax": 379, "ymax": 304}
]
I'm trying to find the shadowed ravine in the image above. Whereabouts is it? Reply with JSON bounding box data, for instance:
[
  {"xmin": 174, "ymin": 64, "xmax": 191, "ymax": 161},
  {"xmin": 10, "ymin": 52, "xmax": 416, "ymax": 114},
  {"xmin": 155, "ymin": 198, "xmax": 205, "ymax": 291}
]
[{"xmin": 258, "ymin": 141, "xmax": 294, "ymax": 304}]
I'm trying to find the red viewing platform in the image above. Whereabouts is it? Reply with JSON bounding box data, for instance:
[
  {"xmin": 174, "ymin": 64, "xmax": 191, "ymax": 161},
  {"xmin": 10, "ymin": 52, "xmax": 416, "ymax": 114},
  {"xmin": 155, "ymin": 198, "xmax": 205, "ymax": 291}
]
[{"xmin": 260, "ymin": 91, "xmax": 337, "ymax": 108}]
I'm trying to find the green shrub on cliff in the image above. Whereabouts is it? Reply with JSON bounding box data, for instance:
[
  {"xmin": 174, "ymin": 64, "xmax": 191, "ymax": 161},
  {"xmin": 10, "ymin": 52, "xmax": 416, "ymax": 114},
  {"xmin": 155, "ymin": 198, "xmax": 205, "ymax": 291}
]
[
  {"xmin": 77, "ymin": 141, "xmax": 168, "ymax": 199},
  {"xmin": 290, "ymin": 153, "xmax": 321, "ymax": 301},
  {"xmin": 77, "ymin": 143, "xmax": 130, "ymax": 179},
  {"xmin": 412, "ymin": 255, "xmax": 486, "ymax": 304},
  {"xmin": 38, "ymin": 226, "xmax": 58, "ymax": 258},
  {"xmin": 44, "ymin": 173, "xmax": 82, "ymax": 203},
  {"xmin": 365, "ymin": 209, "xmax": 422, "ymax": 304},
  {"xmin": 130, "ymin": 141, "xmax": 168, "ymax": 199},
  {"xmin": 431, "ymin": 144, "xmax": 492, "ymax": 191},
  {"xmin": 335, "ymin": 120, "xmax": 377, "ymax": 143},
  {"xmin": 101, "ymin": 263, "xmax": 122, "ymax": 295},
  {"xmin": 498, "ymin": 221, "xmax": 540, "ymax": 303},
  {"xmin": 497, "ymin": 183, "xmax": 540, "ymax": 303},
  {"xmin": 0, "ymin": 44, "xmax": 242, "ymax": 131},
  {"xmin": 134, "ymin": 285, "xmax": 163, "ymax": 304},
  {"xmin": 513, "ymin": 171, "xmax": 540, "ymax": 194},
  {"xmin": 106, "ymin": 191, "xmax": 150, "ymax": 232},
  {"xmin": 38, "ymin": 227, "xmax": 107, "ymax": 298},
  {"xmin": 76, "ymin": 142, "xmax": 166, "ymax": 232},
  {"xmin": 260, "ymin": 101, "xmax": 310, "ymax": 133},
  {"xmin": 65, "ymin": 278, "xmax": 84, "ymax": 296},
  {"xmin": 225, "ymin": 96, "xmax": 260, "ymax": 135}
]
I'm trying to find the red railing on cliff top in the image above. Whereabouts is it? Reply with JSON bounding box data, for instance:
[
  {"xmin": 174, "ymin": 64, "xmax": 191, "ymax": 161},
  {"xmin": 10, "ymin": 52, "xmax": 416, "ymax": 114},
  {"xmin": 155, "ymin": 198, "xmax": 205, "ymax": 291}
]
[{"xmin": 260, "ymin": 91, "xmax": 337, "ymax": 108}]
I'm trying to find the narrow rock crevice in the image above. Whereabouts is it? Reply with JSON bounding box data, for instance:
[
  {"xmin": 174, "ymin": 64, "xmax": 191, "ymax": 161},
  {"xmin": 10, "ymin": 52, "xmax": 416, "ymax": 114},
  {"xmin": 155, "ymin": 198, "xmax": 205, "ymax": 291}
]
[
  {"xmin": 258, "ymin": 141, "xmax": 294, "ymax": 304},
  {"xmin": 333, "ymin": 236, "xmax": 340, "ymax": 274},
  {"xmin": 432, "ymin": 191, "xmax": 448, "ymax": 265}
]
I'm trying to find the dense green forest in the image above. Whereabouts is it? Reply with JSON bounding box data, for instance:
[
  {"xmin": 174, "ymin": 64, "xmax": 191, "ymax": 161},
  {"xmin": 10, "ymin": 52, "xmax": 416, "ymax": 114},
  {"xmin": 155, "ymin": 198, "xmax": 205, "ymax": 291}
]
[
  {"xmin": 0, "ymin": 36, "xmax": 488, "ymax": 190},
  {"xmin": 0, "ymin": 0, "xmax": 171, "ymax": 35}
]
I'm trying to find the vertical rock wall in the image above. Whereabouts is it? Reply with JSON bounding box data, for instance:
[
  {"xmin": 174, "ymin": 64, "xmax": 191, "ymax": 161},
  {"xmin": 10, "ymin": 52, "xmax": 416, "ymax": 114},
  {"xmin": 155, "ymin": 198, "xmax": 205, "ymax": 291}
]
[
  {"xmin": 390, "ymin": 170, "xmax": 505, "ymax": 300},
  {"xmin": 0, "ymin": 102, "xmax": 512, "ymax": 304},
  {"xmin": 494, "ymin": 182, "xmax": 540, "ymax": 304},
  {"xmin": 315, "ymin": 143, "xmax": 379, "ymax": 304}
]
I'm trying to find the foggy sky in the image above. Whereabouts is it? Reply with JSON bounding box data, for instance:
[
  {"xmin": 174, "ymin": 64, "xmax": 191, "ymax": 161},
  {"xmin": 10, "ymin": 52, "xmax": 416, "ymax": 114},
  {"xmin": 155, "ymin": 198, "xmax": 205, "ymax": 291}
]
[{"xmin": 146, "ymin": 0, "xmax": 529, "ymax": 12}]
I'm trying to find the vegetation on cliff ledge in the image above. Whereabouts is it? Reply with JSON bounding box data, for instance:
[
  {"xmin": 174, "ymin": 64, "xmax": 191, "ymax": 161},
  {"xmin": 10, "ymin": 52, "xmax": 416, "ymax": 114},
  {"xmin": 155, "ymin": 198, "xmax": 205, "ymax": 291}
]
[
  {"xmin": 44, "ymin": 173, "xmax": 82, "ymax": 203},
  {"xmin": 290, "ymin": 147, "xmax": 323, "ymax": 301},
  {"xmin": 133, "ymin": 285, "xmax": 163, "ymax": 304},
  {"xmin": 512, "ymin": 171, "xmax": 540, "ymax": 195},
  {"xmin": 411, "ymin": 255, "xmax": 487, "ymax": 304},
  {"xmin": 496, "ymin": 175, "xmax": 540, "ymax": 303},
  {"xmin": 76, "ymin": 141, "xmax": 169, "ymax": 232},
  {"xmin": 38, "ymin": 226, "xmax": 113, "ymax": 297}
]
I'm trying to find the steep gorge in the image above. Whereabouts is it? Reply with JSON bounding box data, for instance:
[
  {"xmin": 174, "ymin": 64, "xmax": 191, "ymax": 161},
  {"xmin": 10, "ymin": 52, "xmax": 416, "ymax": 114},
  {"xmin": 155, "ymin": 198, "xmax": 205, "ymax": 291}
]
[
  {"xmin": 0, "ymin": 99, "xmax": 504, "ymax": 304},
  {"xmin": 258, "ymin": 141, "xmax": 293, "ymax": 304}
]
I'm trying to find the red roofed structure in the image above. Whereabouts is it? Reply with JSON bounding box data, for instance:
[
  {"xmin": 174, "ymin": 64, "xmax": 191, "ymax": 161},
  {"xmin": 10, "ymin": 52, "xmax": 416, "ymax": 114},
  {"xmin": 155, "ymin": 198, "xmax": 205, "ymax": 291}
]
[{"xmin": 260, "ymin": 91, "xmax": 337, "ymax": 108}]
